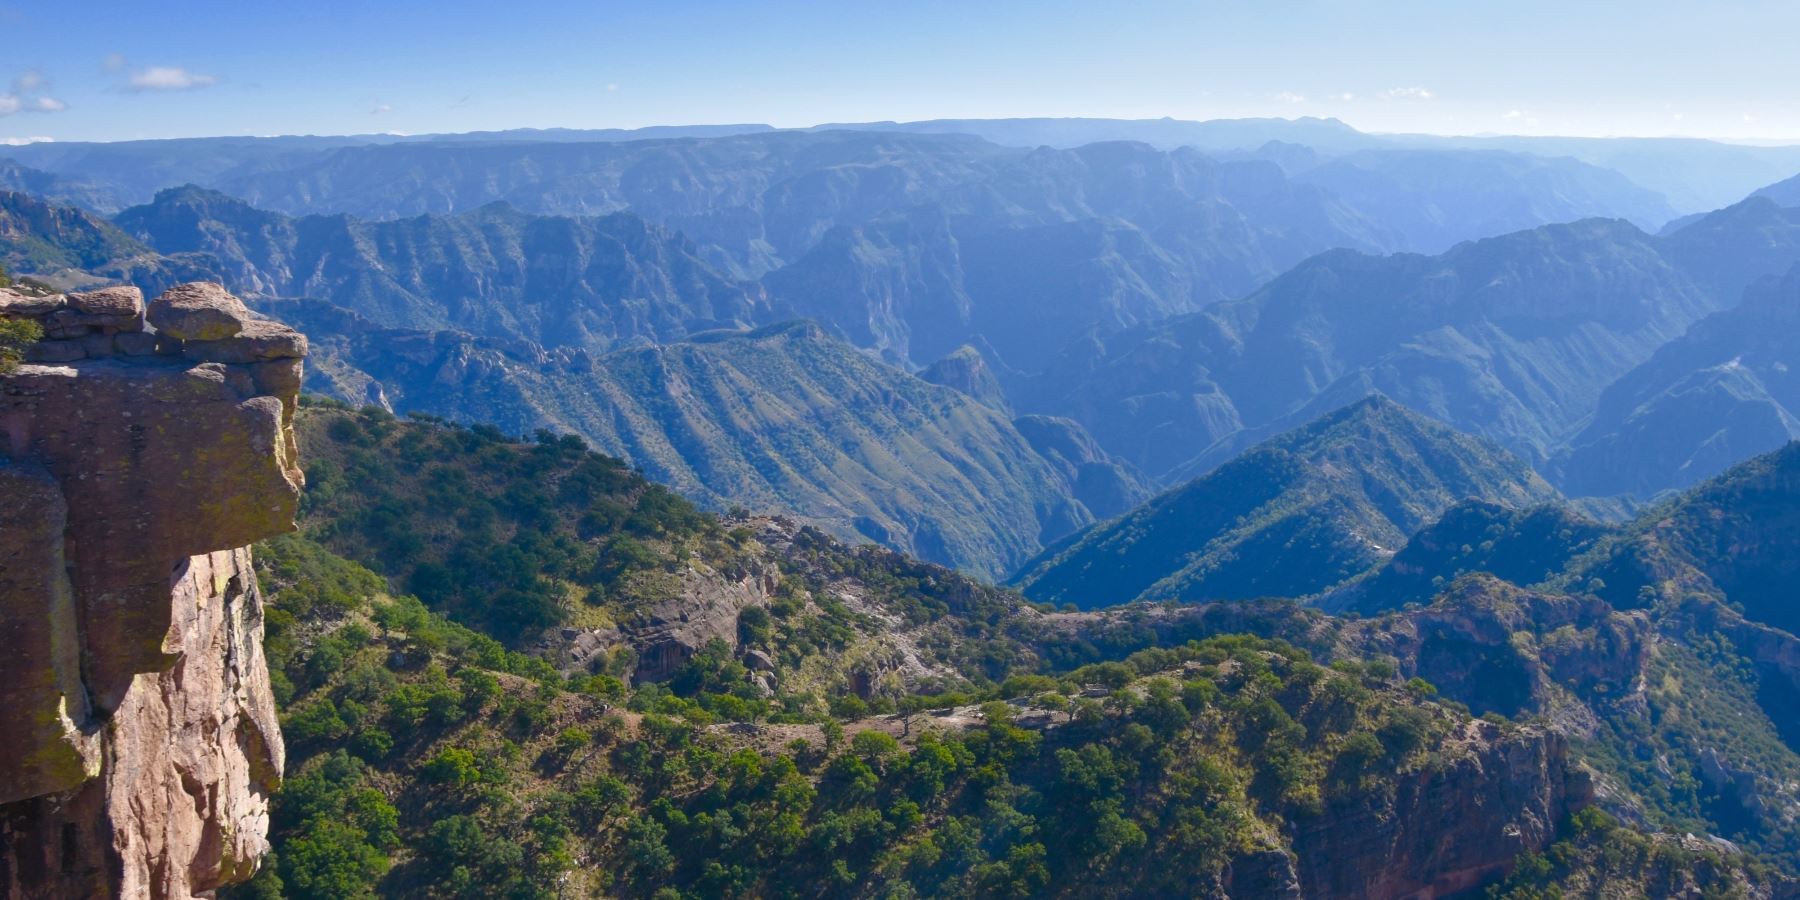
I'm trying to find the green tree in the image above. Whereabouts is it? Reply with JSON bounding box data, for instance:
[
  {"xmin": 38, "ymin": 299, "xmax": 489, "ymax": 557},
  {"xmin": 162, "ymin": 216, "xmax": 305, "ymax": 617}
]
[
  {"xmin": 422, "ymin": 747, "xmax": 483, "ymax": 788},
  {"xmin": 0, "ymin": 318, "xmax": 42, "ymax": 374},
  {"xmin": 281, "ymin": 819, "xmax": 387, "ymax": 900}
]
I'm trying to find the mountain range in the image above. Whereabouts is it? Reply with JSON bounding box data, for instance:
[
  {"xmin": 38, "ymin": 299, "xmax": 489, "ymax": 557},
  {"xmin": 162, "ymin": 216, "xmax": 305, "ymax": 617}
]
[
  {"xmin": 11, "ymin": 115, "xmax": 1800, "ymax": 215},
  {"xmin": 231, "ymin": 402, "xmax": 1792, "ymax": 898},
  {"xmin": 0, "ymin": 189, "xmax": 150, "ymax": 274},
  {"xmin": 81, "ymin": 148, "xmax": 1800, "ymax": 515},
  {"xmin": 276, "ymin": 303, "xmax": 1142, "ymax": 579},
  {"xmin": 277, "ymin": 392, "xmax": 1800, "ymax": 883},
  {"xmin": 1555, "ymin": 261, "xmax": 1800, "ymax": 497},
  {"xmin": 1011, "ymin": 396, "xmax": 1560, "ymax": 607},
  {"xmin": 1752, "ymin": 170, "xmax": 1800, "ymax": 207},
  {"xmin": 1019, "ymin": 201, "xmax": 1800, "ymax": 488},
  {"xmin": 16, "ymin": 122, "xmax": 1790, "ymax": 418},
  {"xmin": 12, "ymin": 113, "xmax": 1800, "ymax": 894},
  {"xmin": 113, "ymin": 185, "xmax": 765, "ymax": 352},
  {"xmin": 6, "ymin": 123, "xmax": 1800, "ymax": 579}
]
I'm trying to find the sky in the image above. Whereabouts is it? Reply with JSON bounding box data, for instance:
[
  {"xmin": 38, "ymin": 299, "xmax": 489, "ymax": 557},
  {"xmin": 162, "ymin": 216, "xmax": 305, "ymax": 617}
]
[{"xmin": 4, "ymin": 0, "xmax": 1799, "ymax": 144}]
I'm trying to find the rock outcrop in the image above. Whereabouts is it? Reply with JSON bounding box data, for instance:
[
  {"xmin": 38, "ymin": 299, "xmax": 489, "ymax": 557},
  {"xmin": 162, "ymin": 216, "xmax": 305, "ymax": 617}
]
[
  {"xmin": 1291, "ymin": 723, "xmax": 1592, "ymax": 898},
  {"xmin": 0, "ymin": 283, "xmax": 301, "ymax": 898},
  {"xmin": 547, "ymin": 559, "xmax": 782, "ymax": 684}
]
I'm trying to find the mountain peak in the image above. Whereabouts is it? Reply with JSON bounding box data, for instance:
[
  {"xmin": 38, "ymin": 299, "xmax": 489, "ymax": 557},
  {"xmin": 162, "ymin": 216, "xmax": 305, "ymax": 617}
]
[
  {"xmin": 919, "ymin": 344, "xmax": 1010, "ymax": 412},
  {"xmin": 1012, "ymin": 397, "xmax": 1559, "ymax": 607}
]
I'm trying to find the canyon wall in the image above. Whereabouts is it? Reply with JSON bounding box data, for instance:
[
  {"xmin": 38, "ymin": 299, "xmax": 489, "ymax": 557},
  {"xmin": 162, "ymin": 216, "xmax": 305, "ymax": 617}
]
[{"xmin": 0, "ymin": 284, "xmax": 301, "ymax": 898}]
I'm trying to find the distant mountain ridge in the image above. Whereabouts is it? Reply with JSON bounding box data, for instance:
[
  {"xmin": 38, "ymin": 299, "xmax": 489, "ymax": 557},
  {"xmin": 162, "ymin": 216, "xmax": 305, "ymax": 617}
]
[
  {"xmin": 0, "ymin": 160, "xmax": 128, "ymax": 213},
  {"xmin": 14, "ymin": 116, "xmax": 1798, "ymax": 218},
  {"xmin": 1751, "ymin": 170, "xmax": 1800, "ymax": 207},
  {"xmin": 115, "ymin": 185, "xmax": 765, "ymax": 353},
  {"xmin": 1556, "ymin": 262, "xmax": 1800, "ymax": 497},
  {"xmin": 1287, "ymin": 148, "xmax": 1677, "ymax": 252},
  {"xmin": 110, "ymin": 138, "xmax": 1401, "ymax": 372},
  {"xmin": 1022, "ymin": 204, "xmax": 1800, "ymax": 489},
  {"xmin": 104, "ymin": 133, "xmax": 1700, "ymax": 377},
  {"xmin": 279, "ymin": 304, "xmax": 1133, "ymax": 578},
  {"xmin": 1011, "ymin": 396, "xmax": 1560, "ymax": 607},
  {"xmin": 0, "ymin": 189, "xmax": 148, "ymax": 273}
]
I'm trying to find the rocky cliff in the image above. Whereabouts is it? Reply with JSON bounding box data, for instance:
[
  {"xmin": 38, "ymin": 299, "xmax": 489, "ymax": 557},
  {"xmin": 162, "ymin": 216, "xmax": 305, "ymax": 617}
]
[
  {"xmin": 0, "ymin": 283, "xmax": 302, "ymax": 898},
  {"xmin": 1290, "ymin": 723, "xmax": 1591, "ymax": 898}
]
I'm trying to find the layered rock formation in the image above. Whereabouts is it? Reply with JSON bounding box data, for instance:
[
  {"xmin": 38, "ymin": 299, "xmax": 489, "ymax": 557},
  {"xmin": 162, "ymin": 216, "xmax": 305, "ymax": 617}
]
[{"xmin": 0, "ymin": 283, "xmax": 301, "ymax": 898}]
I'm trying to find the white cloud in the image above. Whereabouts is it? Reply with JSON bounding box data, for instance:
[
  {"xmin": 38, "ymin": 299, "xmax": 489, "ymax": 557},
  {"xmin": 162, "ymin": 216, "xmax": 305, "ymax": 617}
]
[
  {"xmin": 1384, "ymin": 86, "xmax": 1435, "ymax": 100},
  {"xmin": 1273, "ymin": 91, "xmax": 1306, "ymax": 104},
  {"xmin": 0, "ymin": 136, "xmax": 52, "ymax": 145},
  {"xmin": 1504, "ymin": 109, "xmax": 1524, "ymax": 119},
  {"xmin": 370, "ymin": 103, "xmax": 394, "ymax": 115},
  {"xmin": 1334, "ymin": 92, "xmax": 1356, "ymax": 102},
  {"xmin": 0, "ymin": 69, "xmax": 65, "ymax": 117},
  {"xmin": 127, "ymin": 66, "xmax": 218, "ymax": 92}
]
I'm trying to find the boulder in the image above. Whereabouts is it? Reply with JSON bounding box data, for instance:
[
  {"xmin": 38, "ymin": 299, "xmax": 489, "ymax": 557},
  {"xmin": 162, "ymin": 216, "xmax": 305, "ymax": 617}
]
[
  {"xmin": 114, "ymin": 332, "xmax": 158, "ymax": 356},
  {"xmin": 41, "ymin": 309, "xmax": 91, "ymax": 340},
  {"xmin": 80, "ymin": 334, "xmax": 116, "ymax": 358},
  {"xmin": 66, "ymin": 286, "xmax": 144, "ymax": 319},
  {"xmin": 24, "ymin": 340, "xmax": 84, "ymax": 363},
  {"xmin": 147, "ymin": 282, "xmax": 251, "ymax": 341},
  {"xmin": 182, "ymin": 319, "xmax": 308, "ymax": 364},
  {"xmin": 0, "ymin": 288, "xmax": 63, "ymax": 317},
  {"xmin": 744, "ymin": 649, "xmax": 777, "ymax": 671}
]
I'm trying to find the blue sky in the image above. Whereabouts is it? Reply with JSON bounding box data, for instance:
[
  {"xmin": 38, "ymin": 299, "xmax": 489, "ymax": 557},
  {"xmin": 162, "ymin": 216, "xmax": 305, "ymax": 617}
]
[{"xmin": 4, "ymin": 0, "xmax": 1798, "ymax": 144}]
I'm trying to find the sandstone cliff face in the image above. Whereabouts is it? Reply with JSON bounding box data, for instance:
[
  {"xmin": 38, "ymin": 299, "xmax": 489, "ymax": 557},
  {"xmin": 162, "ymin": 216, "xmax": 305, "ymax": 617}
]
[{"xmin": 0, "ymin": 284, "xmax": 301, "ymax": 899}]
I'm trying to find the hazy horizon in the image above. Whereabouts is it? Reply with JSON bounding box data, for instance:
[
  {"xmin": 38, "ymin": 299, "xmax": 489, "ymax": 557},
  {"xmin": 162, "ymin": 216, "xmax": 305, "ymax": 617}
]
[
  {"xmin": 6, "ymin": 113, "xmax": 1800, "ymax": 148},
  {"xmin": 5, "ymin": 0, "xmax": 1799, "ymax": 144}
]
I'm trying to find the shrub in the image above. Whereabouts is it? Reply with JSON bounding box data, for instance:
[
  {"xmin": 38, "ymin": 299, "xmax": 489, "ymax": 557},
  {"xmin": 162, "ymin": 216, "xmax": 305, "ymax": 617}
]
[{"xmin": 0, "ymin": 318, "xmax": 43, "ymax": 375}]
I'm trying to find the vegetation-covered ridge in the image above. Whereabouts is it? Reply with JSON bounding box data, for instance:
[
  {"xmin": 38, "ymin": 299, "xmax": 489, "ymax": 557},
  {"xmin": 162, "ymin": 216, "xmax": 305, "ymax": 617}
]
[
  {"xmin": 231, "ymin": 526, "xmax": 1587, "ymax": 899},
  {"xmin": 226, "ymin": 402, "xmax": 1789, "ymax": 898},
  {"xmin": 1335, "ymin": 439, "xmax": 1800, "ymax": 875},
  {"xmin": 1012, "ymin": 395, "xmax": 1560, "ymax": 608},
  {"xmin": 292, "ymin": 399, "xmax": 1059, "ymax": 706},
  {"xmin": 292, "ymin": 320, "xmax": 1117, "ymax": 580}
]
